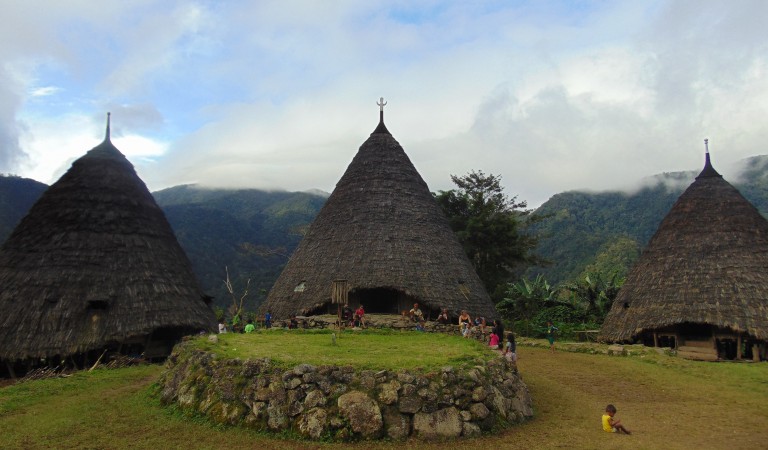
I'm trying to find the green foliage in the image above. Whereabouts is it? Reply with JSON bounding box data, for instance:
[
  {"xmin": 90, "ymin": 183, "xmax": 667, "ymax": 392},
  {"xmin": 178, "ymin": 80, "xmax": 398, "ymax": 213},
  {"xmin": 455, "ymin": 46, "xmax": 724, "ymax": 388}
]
[
  {"xmin": 563, "ymin": 270, "xmax": 625, "ymax": 324},
  {"xmin": 496, "ymin": 275, "xmax": 560, "ymax": 336},
  {"xmin": 435, "ymin": 170, "xmax": 544, "ymax": 298},
  {"xmin": 153, "ymin": 185, "xmax": 326, "ymax": 310}
]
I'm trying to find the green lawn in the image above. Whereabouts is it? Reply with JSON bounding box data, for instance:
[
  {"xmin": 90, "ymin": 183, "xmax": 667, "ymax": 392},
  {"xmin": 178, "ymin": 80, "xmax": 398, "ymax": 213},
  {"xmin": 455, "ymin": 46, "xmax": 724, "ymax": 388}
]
[
  {"xmin": 0, "ymin": 339, "xmax": 766, "ymax": 449},
  {"xmin": 193, "ymin": 329, "xmax": 491, "ymax": 370}
]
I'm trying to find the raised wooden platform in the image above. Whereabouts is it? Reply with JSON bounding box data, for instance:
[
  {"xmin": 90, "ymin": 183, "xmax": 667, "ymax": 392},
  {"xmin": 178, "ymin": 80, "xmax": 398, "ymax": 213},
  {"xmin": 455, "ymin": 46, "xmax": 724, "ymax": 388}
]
[{"xmin": 678, "ymin": 343, "xmax": 718, "ymax": 361}]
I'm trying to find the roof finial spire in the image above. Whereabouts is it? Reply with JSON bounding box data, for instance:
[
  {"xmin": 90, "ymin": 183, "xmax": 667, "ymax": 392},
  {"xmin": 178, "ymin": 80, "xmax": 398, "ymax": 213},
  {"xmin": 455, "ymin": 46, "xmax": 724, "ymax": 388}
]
[
  {"xmin": 377, "ymin": 97, "xmax": 387, "ymax": 121},
  {"xmin": 105, "ymin": 112, "xmax": 111, "ymax": 142},
  {"xmin": 371, "ymin": 97, "xmax": 391, "ymax": 135},
  {"xmin": 697, "ymin": 137, "xmax": 721, "ymax": 179}
]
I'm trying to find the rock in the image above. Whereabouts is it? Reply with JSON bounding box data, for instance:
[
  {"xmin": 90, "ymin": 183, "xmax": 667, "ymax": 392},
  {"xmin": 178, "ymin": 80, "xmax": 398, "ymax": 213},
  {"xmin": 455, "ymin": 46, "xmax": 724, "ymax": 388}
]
[
  {"xmin": 608, "ymin": 345, "xmax": 625, "ymax": 355},
  {"xmin": 469, "ymin": 402, "xmax": 490, "ymax": 420},
  {"xmin": 317, "ymin": 380, "xmax": 332, "ymax": 394},
  {"xmin": 337, "ymin": 391, "xmax": 383, "ymax": 438},
  {"xmin": 382, "ymin": 406, "xmax": 411, "ymax": 440},
  {"xmin": 267, "ymin": 403, "xmax": 288, "ymax": 430},
  {"xmin": 250, "ymin": 401, "xmax": 267, "ymax": 421},
  {"xmin": 417, "ymin": 387, "xmax": 437, "ymax": 401},
  {"xmin": 293, "ymin": 363, "xmax": 315, "ymax": 375},
  {"xmin": 207, "ymin": 334, "xmax": 218, "ymax": 344},
  {"xmin": 487, "ymin": 386, "xmax": 510, "ymax": 419},
  {"xmin": 422, "ymin": 399, "xmax": 439, "ymax": 413},
  {"xmin": 286, "ymin": 391, "xmax": 304, "ymax": 416},
  {"xmin": 398, "ymin": 395, "xmax": 423, "ymax": 414},
  {"xmin": 460, "ymin": 410, "xmax": 472, "ymax": 422},
  {"xmin": 413, "ymin": 407, "xmax": 463, "ymax": 439},
  {"xmin": 267, "ymin": 382, "xmax": 287, "ymax": 403},
  {"xmin": 378, "ymin": 380, "xmax": 400, "ymax": 405},
  {"xmin": 299, "ymin": 407, "xmax": 328, "ymax": 439},
  {"xmin": 400, "ymin": 383, "xmax": 417, "ymax": 396},
  {"xmin": 304, "ymin": 390, "xmax": 327, "ymax": 408},
  {"xmin": 360, "ymin": 375, "xmax": 376, "ymax": 390},
  {"xmin": 397, "ymin": 371, "xmax": 415, "ymax": 384},
  {"xmin": 462, "ymin": 421, "xmax": 482, "ymax": 437},
  {"xmin": 471, "ymin": 386, "xmax": 487, "ymax": 402}
]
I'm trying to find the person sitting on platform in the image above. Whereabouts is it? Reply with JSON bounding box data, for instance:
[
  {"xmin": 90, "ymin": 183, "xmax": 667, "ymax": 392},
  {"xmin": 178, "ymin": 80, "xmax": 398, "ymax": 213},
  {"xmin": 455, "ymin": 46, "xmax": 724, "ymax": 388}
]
[
  {"xmin": 458, "ymin": 310, "xmax": 472, "ymax": 338},
  {"xmin": 355, "ymin": 305, "xmax": 366, "ymax": 328},
  {"xmin": 437, "ymin": 308, "xmax": 449, "ymax": 324},
  {"xmin": 409, "ymin": 303, "xmax": 424, "ymax": 322}
]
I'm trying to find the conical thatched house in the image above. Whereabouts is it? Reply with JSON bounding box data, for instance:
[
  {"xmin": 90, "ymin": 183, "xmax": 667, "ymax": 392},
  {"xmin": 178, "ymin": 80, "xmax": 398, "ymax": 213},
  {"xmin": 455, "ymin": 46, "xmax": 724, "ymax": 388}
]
[
  {"xmin": 600, "ymin": 143, "xmax": 768, "ymax": 361},
  {"xmin": 0, "ymin": 115, "xmax": 215, "ymax": 375},
  {"xmin": 260, "ymin": 104, "xmax": 495, "ymax": 320}
]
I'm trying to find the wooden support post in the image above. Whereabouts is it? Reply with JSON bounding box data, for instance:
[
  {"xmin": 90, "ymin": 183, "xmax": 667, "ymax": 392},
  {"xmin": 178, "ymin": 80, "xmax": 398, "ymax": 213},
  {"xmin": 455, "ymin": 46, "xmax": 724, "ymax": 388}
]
[
  {"xmin": 753, "ymin": 344, "xmax": 760, "ymax": 362},
  {"xmin": 737, "ymin": 335, "xmax": 743, "ymax": 360},
  {"xmin": 653, "ymin": 332, "xmax": 658, "ymax": 347},
  {"xmin": 6, "ymin": 361, "xmax": 16, "ymax": 379}
]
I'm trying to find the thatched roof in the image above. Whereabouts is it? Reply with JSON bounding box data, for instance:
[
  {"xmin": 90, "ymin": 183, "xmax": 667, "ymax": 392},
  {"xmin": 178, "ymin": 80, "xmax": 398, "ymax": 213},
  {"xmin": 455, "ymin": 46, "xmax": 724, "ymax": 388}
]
[
  {"xmin": 0, "ymin": 117, "xmax": 216, "ymax": 361},
  {"xmin": 600, "ymin": 151, "xmax": 768, "ymax": 342},
  {"xmin": 260, "ymin": 111, "xmax": 495, "ymax": 319}
]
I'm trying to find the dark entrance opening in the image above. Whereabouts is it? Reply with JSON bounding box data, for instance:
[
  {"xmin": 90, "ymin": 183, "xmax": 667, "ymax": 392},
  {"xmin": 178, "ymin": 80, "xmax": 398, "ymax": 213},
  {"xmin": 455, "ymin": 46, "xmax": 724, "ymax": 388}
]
[{"xmin": 349, "ymin": 288, "xmax": 404, "ymax": 314}]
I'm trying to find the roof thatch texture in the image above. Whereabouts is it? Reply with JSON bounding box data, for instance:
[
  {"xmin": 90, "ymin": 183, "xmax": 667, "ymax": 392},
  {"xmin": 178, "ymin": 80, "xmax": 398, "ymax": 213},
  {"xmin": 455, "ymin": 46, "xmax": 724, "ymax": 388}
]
[
  {"xmin": 0, "ymin": 133, "xmax": 215, "ymax": 361},
  {"xmin": 260, "ymin": 118, "xmax": 495, "ymax": 319},
  {"xmin": 600, "ymin": 154, "xmax": 768, "ymax": 342}
]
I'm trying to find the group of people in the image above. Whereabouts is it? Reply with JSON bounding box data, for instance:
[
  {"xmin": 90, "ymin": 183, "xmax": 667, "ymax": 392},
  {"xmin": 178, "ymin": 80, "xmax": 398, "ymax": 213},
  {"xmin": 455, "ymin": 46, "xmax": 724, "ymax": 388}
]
[
  {"xmin": 341, "ymin": 304, "xmax": 366, "ymax": 328},
  {"xmin": 217, "ymin": 310, "xmax": 277, "ymax": 334}
]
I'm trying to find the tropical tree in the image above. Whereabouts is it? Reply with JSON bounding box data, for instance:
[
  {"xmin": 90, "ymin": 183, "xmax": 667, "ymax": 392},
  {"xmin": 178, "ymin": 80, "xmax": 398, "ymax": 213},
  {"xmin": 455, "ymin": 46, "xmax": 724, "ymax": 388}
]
[
  {"xmin": 435, "ymin": 171, "xmax": 545, "ymax": 299},
  {"xmin": 564, "ymin": 270, "xmax": 624, "ymax": 323},
  {"xmin": 496, "ymin": 275, "xmax": 559, "ymax": 335}
]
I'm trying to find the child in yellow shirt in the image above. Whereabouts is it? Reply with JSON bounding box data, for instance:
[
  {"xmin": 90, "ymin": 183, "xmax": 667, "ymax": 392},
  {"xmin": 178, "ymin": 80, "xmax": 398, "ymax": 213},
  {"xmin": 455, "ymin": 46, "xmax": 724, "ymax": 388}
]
[{"xmin": 602, "ymin": 404, "xmax": 631, "ymax": 434}]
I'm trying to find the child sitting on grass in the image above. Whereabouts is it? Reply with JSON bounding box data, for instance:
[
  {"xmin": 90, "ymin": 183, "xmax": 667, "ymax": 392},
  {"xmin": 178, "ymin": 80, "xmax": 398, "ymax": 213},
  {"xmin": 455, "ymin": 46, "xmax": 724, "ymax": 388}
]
[{"xmin": 602, "ymin": 404, "xmax": 631, "ymax": 434}]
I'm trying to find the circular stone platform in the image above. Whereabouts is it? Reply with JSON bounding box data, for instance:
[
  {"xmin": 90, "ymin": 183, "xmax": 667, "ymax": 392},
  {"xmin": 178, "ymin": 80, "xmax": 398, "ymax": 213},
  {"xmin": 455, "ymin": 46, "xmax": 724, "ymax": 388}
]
[{"xmin": 156, "ymin": 334, "xmax": 533, "ymax": 441}]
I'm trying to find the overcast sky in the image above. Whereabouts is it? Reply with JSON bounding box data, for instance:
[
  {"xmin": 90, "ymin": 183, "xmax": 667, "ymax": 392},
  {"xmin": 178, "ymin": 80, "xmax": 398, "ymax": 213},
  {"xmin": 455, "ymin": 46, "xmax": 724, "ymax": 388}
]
[{"xmin": 2, "ymin": 0, "xmax": 767, "ymax": 207}]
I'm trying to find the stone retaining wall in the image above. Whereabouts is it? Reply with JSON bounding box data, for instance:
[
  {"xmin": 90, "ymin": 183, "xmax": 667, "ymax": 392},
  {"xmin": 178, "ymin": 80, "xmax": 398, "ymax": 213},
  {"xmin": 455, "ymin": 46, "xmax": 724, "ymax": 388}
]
[{"xmin": 157, "ymin": 339, "xmax": 533, "ymax": 441}]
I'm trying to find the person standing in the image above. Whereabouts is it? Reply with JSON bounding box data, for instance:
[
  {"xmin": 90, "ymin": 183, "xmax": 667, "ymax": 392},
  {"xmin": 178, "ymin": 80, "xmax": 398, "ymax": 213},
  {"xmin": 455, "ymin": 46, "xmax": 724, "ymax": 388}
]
[
  {"xmin": 492, "ymin": 319, "xmax": 504, "ymax": 345},
  {"xmin": 264, "ymin": 311, "xmax": 272, "ymax": 329},
  {"xmin": 504, "ymin": 333, "xmax": 517, "ymax": 362},
  {"xmin": 546, "ymin": 321, "xmax": 558, "ymax": 352}
]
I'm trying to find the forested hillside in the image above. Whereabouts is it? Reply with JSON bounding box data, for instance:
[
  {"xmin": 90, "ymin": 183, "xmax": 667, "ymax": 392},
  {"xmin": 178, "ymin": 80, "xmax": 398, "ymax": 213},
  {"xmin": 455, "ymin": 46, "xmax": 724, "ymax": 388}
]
[
  {"xmin": 2, "ymin": 154, "xmax": 765, "ymax": 313},
  {"xmin": 0, "ymin": 175, "xmax": 48, "ymax": 240},
  {"xmin": 153, "ymin": 185, "xmax": 326, "ymax": 310},
  {"xmin": 529, "ymin": 155, "xmax": 768, "ymax": 285}
]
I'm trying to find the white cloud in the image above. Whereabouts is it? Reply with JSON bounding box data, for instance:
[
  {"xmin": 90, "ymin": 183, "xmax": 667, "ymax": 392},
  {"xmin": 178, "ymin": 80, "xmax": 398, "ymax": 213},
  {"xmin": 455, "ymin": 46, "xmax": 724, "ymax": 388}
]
[{"xmin": 1, "ymin": 0, "xmax": 767, "ymax": 209}]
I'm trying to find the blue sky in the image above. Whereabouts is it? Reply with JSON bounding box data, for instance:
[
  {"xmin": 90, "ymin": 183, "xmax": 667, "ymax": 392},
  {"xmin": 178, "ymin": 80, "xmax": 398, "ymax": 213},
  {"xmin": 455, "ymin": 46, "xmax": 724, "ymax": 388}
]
[{"xmin": 2, "ymin": 0, "xmax": 767, "ymax": 207}]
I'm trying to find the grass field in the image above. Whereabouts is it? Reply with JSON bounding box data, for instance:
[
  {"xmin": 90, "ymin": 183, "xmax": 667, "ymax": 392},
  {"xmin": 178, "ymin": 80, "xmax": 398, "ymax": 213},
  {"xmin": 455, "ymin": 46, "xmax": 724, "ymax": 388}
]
[
  {"xmin": 0, "ymin": 338, "xmax": 766, "ymax": 449},
  {"xmin": 192, "ymin": 329, "xmax": 490, "ymax": 370}
]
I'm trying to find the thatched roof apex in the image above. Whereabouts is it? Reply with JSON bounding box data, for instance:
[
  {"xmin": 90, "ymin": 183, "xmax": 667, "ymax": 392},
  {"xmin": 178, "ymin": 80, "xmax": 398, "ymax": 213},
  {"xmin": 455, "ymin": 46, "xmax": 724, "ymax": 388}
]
[
  {"xmin": 600, "ymin": 150, "xmax": 768, "ymax": 342},
  {"xmin": 0, "ymin": 115, "xmax": 215, "ymax": 360},
  {"xmin": 261, "ymin": 109, "xmax": 495, "ymax": 319},
  {"xmin": 696, "ymin": 140, "xmax": 721, "ymax": 179}
]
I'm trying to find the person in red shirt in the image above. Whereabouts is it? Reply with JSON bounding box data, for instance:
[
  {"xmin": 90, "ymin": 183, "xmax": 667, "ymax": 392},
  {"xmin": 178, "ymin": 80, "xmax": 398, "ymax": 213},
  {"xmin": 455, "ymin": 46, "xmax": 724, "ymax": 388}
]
[{"xmin": 355, "ymin": 305, "xmax": 366, "ymax": 328}]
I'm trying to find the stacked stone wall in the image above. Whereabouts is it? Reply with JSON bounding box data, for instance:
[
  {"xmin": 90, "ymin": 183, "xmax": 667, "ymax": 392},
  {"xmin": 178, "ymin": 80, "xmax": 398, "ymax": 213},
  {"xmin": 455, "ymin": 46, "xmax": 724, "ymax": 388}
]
[{"xmin": 157, "ymin": 340, "xmax": 533, "ymax": 441}]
